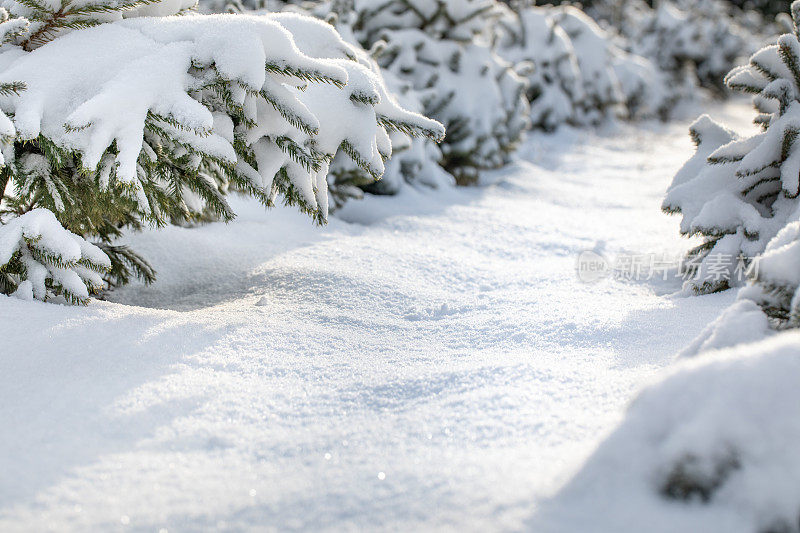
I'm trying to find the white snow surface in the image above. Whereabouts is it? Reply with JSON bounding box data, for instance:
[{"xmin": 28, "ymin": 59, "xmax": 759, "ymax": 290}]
[
  {"xmin": 0, "ymin": 103, "xmax": 754, "ymax": 531},
  {"xmin": 532, "ymin": 330, "xmax": 800, "ymax": 533}
]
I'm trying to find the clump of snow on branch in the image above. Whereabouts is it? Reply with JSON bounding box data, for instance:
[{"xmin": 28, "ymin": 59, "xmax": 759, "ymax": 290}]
[{"xmin": 0, "ymin": 208, "xmax": 109, "ymax": 303}]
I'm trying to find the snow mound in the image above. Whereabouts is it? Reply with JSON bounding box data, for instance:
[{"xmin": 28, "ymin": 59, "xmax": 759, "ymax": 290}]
[
  {"xmin": 533, "ymin": 331, "xmax": 800, "ymax": 533},
  {"xmin": 680, "ymin": 299, "xmax": 772, "ymax": 357}
]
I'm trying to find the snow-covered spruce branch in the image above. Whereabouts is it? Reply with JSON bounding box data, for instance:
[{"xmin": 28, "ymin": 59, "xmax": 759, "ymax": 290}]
[
  {"xmin": 0, "ymin": 208, "xmax": 109, "ymax": 303},
  {"xmin": 0, "ymin": 5, "xmax": 444, "ymax": 303},
  {"xmin": 664, "ymin": 0, "xmax": 800, "ymax": 316}
]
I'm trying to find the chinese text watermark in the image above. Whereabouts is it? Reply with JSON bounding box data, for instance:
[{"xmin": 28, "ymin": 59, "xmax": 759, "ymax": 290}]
[{"xmin": 576, "ymin": 251, "xmax": 757, "ymax": 284}]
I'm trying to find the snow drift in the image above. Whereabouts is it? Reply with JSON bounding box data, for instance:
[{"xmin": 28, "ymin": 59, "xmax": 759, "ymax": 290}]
[{"xmin": 533, "ymin": 331, "xmax": 800, "ymax": 533}]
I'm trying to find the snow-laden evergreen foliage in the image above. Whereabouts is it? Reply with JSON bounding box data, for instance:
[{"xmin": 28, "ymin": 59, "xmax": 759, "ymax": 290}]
[
  {"xmin": 495, "ymin": 2, "xmax": 670, "ymax": 129},
  {"xmin": 591, "ymin": 0, "xmax": 760, "ymax": 101},
  {"xmin": 198, "ymin": 0, "xmax": 765, "ymax": 202},
  {"xmin": 0, "ymin": 208, "xmax": 109, "ymax": 303},
  {"xmin": 550, "ymin": 6, "xmax": 624, "ymax": 124},
  {"xmin": 0, "ymin": 0, "xmax": 443, "ymax": 302},
  {"xmin": 287, "ymin": 12, "xmax": 454, "ymax": 205},
  {"xmin": 664, "ymin": 2, "xmax": 800, "ymax": 295},
  {"xmin": 699, "ymin": 203, "xmax": 800, "ymax": 332},
  {"xmin": 327, "ymin": 64, "xmax": 454, "ymax": 205},
  {"xmin": 376, "ymin": 30, "xmax": 528, "ymax": 185},
  {"xmin": 639, "ymin": 0, "xmax": 754, "ymax": 94},
  {"xmin": 741, "ymin": 218, "xmax": 800, "ymax": 325},
  {"xmin": 495, "ymin": 4, "xmax": 581, "ymax": 131},
  {"xmin": 663, "ymin": 116, "xmax": 769, "ymax": 294},
  {"xmin": 309, "ymin": 0, "xmax": 530, "ymax": 186}
]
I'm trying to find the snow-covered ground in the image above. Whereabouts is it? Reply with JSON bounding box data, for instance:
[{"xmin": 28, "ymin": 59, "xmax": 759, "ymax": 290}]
[{"xmin": 0, "ymin": 102, "xmax": 754, "ymax": 531}]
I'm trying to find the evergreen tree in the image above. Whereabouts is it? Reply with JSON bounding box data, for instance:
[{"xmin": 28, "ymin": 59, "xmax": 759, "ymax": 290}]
[
  {"xmin": 0, "ymin": 1, "xmax": 443, "ymax": 303},
  {"xmin": 587, "ymin": 0, "xmax": 760, "ymax": 100},
  {"xmin": 551, "ymin": 6, "xmax": 625, "ymax": 124},
  {"xmin": 495, "ymin": 3, "xmax": 583, "ymax": 131},
  {"xmin": 495, "ymin": 2, "xmax": 669, "ymax": 127},
  {"xmin": 322, "ymin": 0, "xmax": 530, "ymax": 185},
  {"xmin": 664, "ymin": 1, "xmax": 800, "ymax": 294}
]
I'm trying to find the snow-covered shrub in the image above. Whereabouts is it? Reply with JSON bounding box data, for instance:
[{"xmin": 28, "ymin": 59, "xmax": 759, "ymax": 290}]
[
  {"xmin": 617, "ymin": 0, "xmax": 757, "ymax": 95},
  {"xmin": 612, "ymin": 51, "xmax": 674, "ymax": 120},
  {"xmin": 343, "ymin": 0, "xmax": 498, "ymax": 44},
  {"xmin": 550, "ymin": 6, "xmax": 625, "ymax": 125},
  {"xmin": 0, "ymin": 1, "xmax": 443, "ymax": 302},
  {"xmin": 0, "ymin": 208, "xmax": 110, "ymax": 303},
  {"xmin": 320, "ymin": 0, "xmax": 530, "ymax": 185},
  {"xmin": 663, "ymin": 117, "xmax": 765, "ymax": 294},
  {"xmin": 495, "ymin": 3, "xmax": 670, "ymax": 129},
  {"xmin": 684, "ymin": 219, "xmax": 800, "ymax": 348},
  {"xmin": 581, "ymin": 0, "xmax": 764, "ymax": 116},
  {"xmin": 534, "ymin": 331, "xmax": 800, "ymax": 533},
  {"xmin": 663, "ymin": 4, "xmax": 800, "ymax": 294},
  {"xmin": 495, "ymin": 4, "xmax": 582, "ymax": 131},
  {"xmin": 380, "ymin": 30, "xmax": 528, "ymax": 185}
]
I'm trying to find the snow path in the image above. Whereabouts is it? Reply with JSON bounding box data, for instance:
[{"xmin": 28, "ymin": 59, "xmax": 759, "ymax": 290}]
[{"xmin": 0, "ymin": 105, "xmax": 751, "ymax": 531}]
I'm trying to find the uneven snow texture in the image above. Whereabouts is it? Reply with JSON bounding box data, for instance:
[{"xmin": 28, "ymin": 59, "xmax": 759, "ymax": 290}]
[
  {"xmin": 533, "ymin": 331, "xmax": 800, "ymax": 533},
  {"xmin": 680, "ymin": 299, "xmax": 772, "ymax": 357},
  {"xmin": 0, "ymin": 109, "xmax": 745, "ymax": 531}
]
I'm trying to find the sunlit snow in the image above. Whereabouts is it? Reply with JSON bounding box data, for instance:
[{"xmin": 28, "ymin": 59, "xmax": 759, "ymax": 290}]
[{"xmin": 0, "ymin": 102, "xmax": 754, "ymax": 531}]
